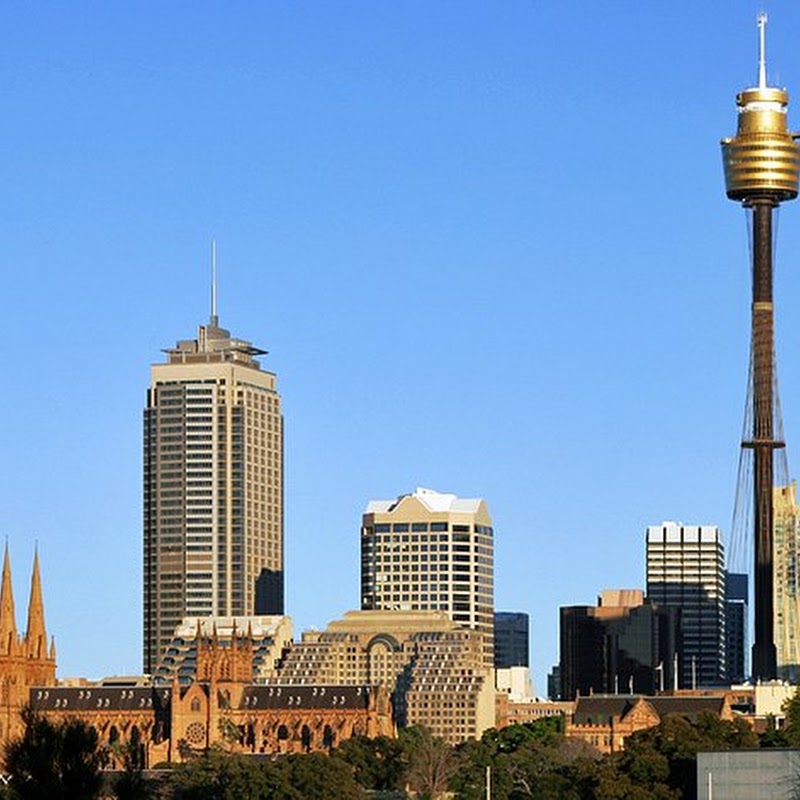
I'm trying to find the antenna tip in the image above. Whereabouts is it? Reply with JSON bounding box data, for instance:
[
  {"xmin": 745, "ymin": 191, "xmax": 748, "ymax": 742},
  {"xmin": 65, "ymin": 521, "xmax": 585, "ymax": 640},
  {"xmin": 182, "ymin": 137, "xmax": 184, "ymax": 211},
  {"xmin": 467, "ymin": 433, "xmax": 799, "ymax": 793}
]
[{"xmin": 210, "ymin": 240, "xmax": 219, "ymax": 326}]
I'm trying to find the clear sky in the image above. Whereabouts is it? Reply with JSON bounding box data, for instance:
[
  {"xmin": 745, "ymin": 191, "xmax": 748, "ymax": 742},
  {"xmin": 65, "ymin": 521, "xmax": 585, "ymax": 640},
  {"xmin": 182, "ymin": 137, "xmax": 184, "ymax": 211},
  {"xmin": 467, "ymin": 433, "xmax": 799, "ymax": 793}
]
[{"xmin": 3, "ymin": 2, "xmax": 800, "ymax": 693}]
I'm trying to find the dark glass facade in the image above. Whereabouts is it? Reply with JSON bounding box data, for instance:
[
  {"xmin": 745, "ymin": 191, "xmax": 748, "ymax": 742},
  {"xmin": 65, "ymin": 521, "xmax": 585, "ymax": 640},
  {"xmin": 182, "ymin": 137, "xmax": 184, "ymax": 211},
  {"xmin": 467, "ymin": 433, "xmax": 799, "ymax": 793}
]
[
  {"xmin": 725, "ymin": 571, "xmax": 748, "ymax": 683},
  {"xmin": 494, "ymin": 611, "xmax": 529, "ymax": 668},
  {"xmin": 559, "ymin": 600, "xmax": 679, "ymax": 700}
]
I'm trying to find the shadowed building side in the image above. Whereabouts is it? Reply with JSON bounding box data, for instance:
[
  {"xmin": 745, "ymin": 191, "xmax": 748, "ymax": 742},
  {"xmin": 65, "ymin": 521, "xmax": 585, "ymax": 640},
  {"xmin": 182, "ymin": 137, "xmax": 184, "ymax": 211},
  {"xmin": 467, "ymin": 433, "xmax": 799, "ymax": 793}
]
[
  {"xmin": 559, "ymin": 590, "xmax": 679, "ymax": 699},
  {"xmin": 725, "ymin": 571, "xmax": 748, "ymax": 684}
]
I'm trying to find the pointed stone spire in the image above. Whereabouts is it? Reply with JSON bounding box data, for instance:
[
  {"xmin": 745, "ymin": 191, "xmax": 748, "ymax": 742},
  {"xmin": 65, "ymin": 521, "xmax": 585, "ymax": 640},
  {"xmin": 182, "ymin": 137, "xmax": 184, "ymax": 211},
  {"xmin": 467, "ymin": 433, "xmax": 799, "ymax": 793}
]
[
  {"xmin": 49, "ymin": 635, "xmax": 56, "ymax": 662},
  {"xmin": 26, "ymin": 548, "xmax": 47, "ymax": 659},
  {"xmin": 0, "ymin": 544, "xmax": 17, "ymax": 655}
]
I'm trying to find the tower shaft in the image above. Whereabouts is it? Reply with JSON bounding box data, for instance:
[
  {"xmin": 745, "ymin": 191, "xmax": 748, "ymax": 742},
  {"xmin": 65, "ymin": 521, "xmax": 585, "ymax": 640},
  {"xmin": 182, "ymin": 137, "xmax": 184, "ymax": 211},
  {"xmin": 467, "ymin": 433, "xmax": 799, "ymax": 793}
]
[{"xmin": 750, "ymin": 200, "xmax": 778, "ymax": 679}]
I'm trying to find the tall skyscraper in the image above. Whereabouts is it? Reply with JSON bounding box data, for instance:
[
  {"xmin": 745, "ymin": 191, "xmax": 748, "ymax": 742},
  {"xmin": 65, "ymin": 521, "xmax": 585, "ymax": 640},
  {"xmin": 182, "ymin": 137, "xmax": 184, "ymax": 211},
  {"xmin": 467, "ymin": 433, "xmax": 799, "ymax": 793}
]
[
  {"xmin": 143, "ymin": 299, "xmax": 283, "ymax": 673},
  {"xmin": 646, "ymin": 522, "xmax": 726, "ymax": 688},
  {"xmin": 360, "ymin": 487, "xmax": 494, "ymax": 666},
  {"xmin": 722, "ymin": 13, "xmax": 799, "ymax": 680},
  {"xmin": 774, "ymin": 483, "xmax": 800, "ymax": 681}
]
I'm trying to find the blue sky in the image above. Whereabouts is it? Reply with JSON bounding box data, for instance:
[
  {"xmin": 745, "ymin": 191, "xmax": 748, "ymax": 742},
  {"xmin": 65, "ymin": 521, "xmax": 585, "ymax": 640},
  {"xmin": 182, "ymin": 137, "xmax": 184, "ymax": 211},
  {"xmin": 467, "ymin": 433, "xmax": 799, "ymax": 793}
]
[{"xmin": 2, "ymin": 2, "xmax": 800, "ymax": 692}]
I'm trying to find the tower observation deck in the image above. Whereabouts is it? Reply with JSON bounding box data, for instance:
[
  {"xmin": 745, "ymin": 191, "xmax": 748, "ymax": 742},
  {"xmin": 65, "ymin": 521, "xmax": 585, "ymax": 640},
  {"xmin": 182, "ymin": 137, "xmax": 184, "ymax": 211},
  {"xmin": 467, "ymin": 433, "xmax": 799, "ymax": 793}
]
[{"xmin": 721, "ymin": 13, "xmax": 800, "ymax": 681}]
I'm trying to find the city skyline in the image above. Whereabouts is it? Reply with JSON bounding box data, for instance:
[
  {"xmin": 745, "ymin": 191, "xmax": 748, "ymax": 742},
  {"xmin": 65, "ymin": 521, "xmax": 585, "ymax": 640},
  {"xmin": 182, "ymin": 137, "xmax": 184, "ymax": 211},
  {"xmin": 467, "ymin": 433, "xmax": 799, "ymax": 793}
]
[{"xmin": 4, "ymin": 3, "xmax": 800, "ymax": 693}]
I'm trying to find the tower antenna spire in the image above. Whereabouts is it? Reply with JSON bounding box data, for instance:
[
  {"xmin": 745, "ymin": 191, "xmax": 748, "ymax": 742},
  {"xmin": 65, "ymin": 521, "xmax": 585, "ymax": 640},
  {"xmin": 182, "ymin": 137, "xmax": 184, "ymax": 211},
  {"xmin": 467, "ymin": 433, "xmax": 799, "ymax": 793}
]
[
  {"xmin": 210, "ymin": 239, "xmax": 218, "ymax": 327},
  {"xmin": 758, "ymin": 11, "xmax": 768, "ymax": 89}
]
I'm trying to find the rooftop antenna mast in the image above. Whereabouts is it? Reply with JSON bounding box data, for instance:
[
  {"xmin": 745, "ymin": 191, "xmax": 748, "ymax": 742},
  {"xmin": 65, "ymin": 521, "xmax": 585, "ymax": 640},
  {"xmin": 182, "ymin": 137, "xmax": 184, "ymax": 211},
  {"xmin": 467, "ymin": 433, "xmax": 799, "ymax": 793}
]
[
  {"xmin": 758, "ymin": 11, "xmax": 768, "ymax": 89},
  {"xmin": 210, "ymin": 239, "xmax": 219, "ymax": 327}
]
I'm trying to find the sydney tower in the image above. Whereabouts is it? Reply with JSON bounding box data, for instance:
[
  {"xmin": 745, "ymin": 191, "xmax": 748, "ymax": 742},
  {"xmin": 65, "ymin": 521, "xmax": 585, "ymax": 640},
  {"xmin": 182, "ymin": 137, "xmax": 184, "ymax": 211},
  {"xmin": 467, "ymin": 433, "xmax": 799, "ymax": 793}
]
[{"xmin": 722, "ymin": 14, "xmax": 800, "ymax": 681}]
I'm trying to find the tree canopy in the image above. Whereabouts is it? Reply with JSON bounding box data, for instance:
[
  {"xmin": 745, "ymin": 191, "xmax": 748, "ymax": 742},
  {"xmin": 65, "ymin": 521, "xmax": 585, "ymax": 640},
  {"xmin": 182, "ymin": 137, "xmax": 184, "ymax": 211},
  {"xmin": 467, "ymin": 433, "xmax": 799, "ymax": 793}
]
[
  {"xmin": 0, "ymin": 708, "xmax": 788, "ymax": 799},
  {"xmin": 3, "ymin": 706, "xmax": 105, "ymax": 800}
]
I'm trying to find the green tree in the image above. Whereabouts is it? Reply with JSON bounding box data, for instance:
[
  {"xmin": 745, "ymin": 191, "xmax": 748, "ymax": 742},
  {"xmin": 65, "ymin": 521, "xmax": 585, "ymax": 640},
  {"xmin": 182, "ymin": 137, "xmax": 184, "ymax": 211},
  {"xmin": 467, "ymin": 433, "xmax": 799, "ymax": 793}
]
[
  {"xmin": 285, "ymin": 752, "xmax": 365, "ymax": 800},
  {"xmin": 331, "ymin": 734, "xmax": 405, "ymax": 790},
  {"xmin": 481, "ymin": 719, "xmax": 563, "ymax": 755},
  {"xmin": 759, "ymin": 714, "xmax": 788, "ymax": 748},
  {"xmin": 781, "ymin": 687, "xmax": 800, "ymax": 746},
  {"xmin": 4, "ymin": 706, "xmax": 105, "ymax": 800},
  {"xmin": 171, "ymin": 752, "xmax": 276, "ymax": 800},
  {"xmin": 621, "ymin": 712, "xmax": 756, "ymax": 799},
  {"xmin": 171, "ymin": 750, "xmax": 366, "ymax": 800},
  {"xmin": 451, "ymin": 720, "xmax": 598, "ymax": 800}
]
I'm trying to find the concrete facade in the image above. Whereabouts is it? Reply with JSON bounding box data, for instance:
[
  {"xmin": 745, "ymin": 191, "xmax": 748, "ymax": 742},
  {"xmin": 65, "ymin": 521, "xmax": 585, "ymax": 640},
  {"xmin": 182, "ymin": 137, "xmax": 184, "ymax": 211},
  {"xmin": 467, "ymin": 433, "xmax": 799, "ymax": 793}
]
[{"xmin": 697, "ymin": 749, "xmax": 800, "ymax": 800}]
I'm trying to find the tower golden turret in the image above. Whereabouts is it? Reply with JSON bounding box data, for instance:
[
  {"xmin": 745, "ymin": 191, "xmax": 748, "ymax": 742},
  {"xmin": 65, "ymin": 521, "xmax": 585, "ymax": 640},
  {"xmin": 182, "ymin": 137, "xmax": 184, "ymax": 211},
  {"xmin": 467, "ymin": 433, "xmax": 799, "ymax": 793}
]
[
  {"xmin": 722, "ymin": 15, "xmax": 800, "ymax": 201},
  {"xmin": 722, "ymin": 13, "xmax": 799, "ymax": 682}
]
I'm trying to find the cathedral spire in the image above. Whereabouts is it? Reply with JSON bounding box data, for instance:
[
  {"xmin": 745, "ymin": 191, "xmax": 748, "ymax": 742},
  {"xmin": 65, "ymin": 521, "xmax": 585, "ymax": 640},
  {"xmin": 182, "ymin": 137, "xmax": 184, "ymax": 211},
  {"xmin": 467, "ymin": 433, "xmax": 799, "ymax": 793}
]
[
  {"xmin": 0, "ymin": 544, "xmax": 17, "ymax": 654},
  {"xmin": 26, "ymin": 548, "xmax": 47, "ymax": 659}
]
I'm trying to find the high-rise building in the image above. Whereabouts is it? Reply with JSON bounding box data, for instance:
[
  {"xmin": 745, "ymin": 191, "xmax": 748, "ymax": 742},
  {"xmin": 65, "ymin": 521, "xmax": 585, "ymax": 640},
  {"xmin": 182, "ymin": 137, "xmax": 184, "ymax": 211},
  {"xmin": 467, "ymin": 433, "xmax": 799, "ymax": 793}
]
[
  {"xmin": 559, "ymin": 589, "xmax": 678, "ymax": 699},
  {"xmin": 360, "ymin": 487, "xmax": 494, "ymax": 666},
  {"xmin": 725, "ymin": 571, "xmax": 748, "ymax": 684},
  {"xmin": 774, "ymin": 483, "xmax": 800, "ymax": 681},
  {"xmin": 722, "ymin": 13, "xmax": 800, "ymax": 681},
  {"xmin": 646, "ymin": 522, "xmax": 726, "ymax": 687},
  {"xmin": 494, "ymin": 611, "xmax": 529, "ymax": 668},
  {"xmin": 143, "ymin": 304, "xmax": 283, "ymax": 673}
]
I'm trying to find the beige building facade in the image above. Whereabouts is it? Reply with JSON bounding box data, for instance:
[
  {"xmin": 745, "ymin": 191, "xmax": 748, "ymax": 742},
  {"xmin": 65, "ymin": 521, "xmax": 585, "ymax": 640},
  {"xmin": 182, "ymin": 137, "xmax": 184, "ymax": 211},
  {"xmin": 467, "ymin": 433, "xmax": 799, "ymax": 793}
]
[
  {"xmin": 361, "ymin": 488, "xmax": 494, "ymax": 666},
  {"xmin": 144, "ymin": 311, "xmax": 283, "ymax": 673},
  {"xmin": 774, "ymin": 483, "xmax": 800, "ymax": 681},
  {"xmin": 271, "ymin": 610, "xmax": 496, "ymax": 743}
]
